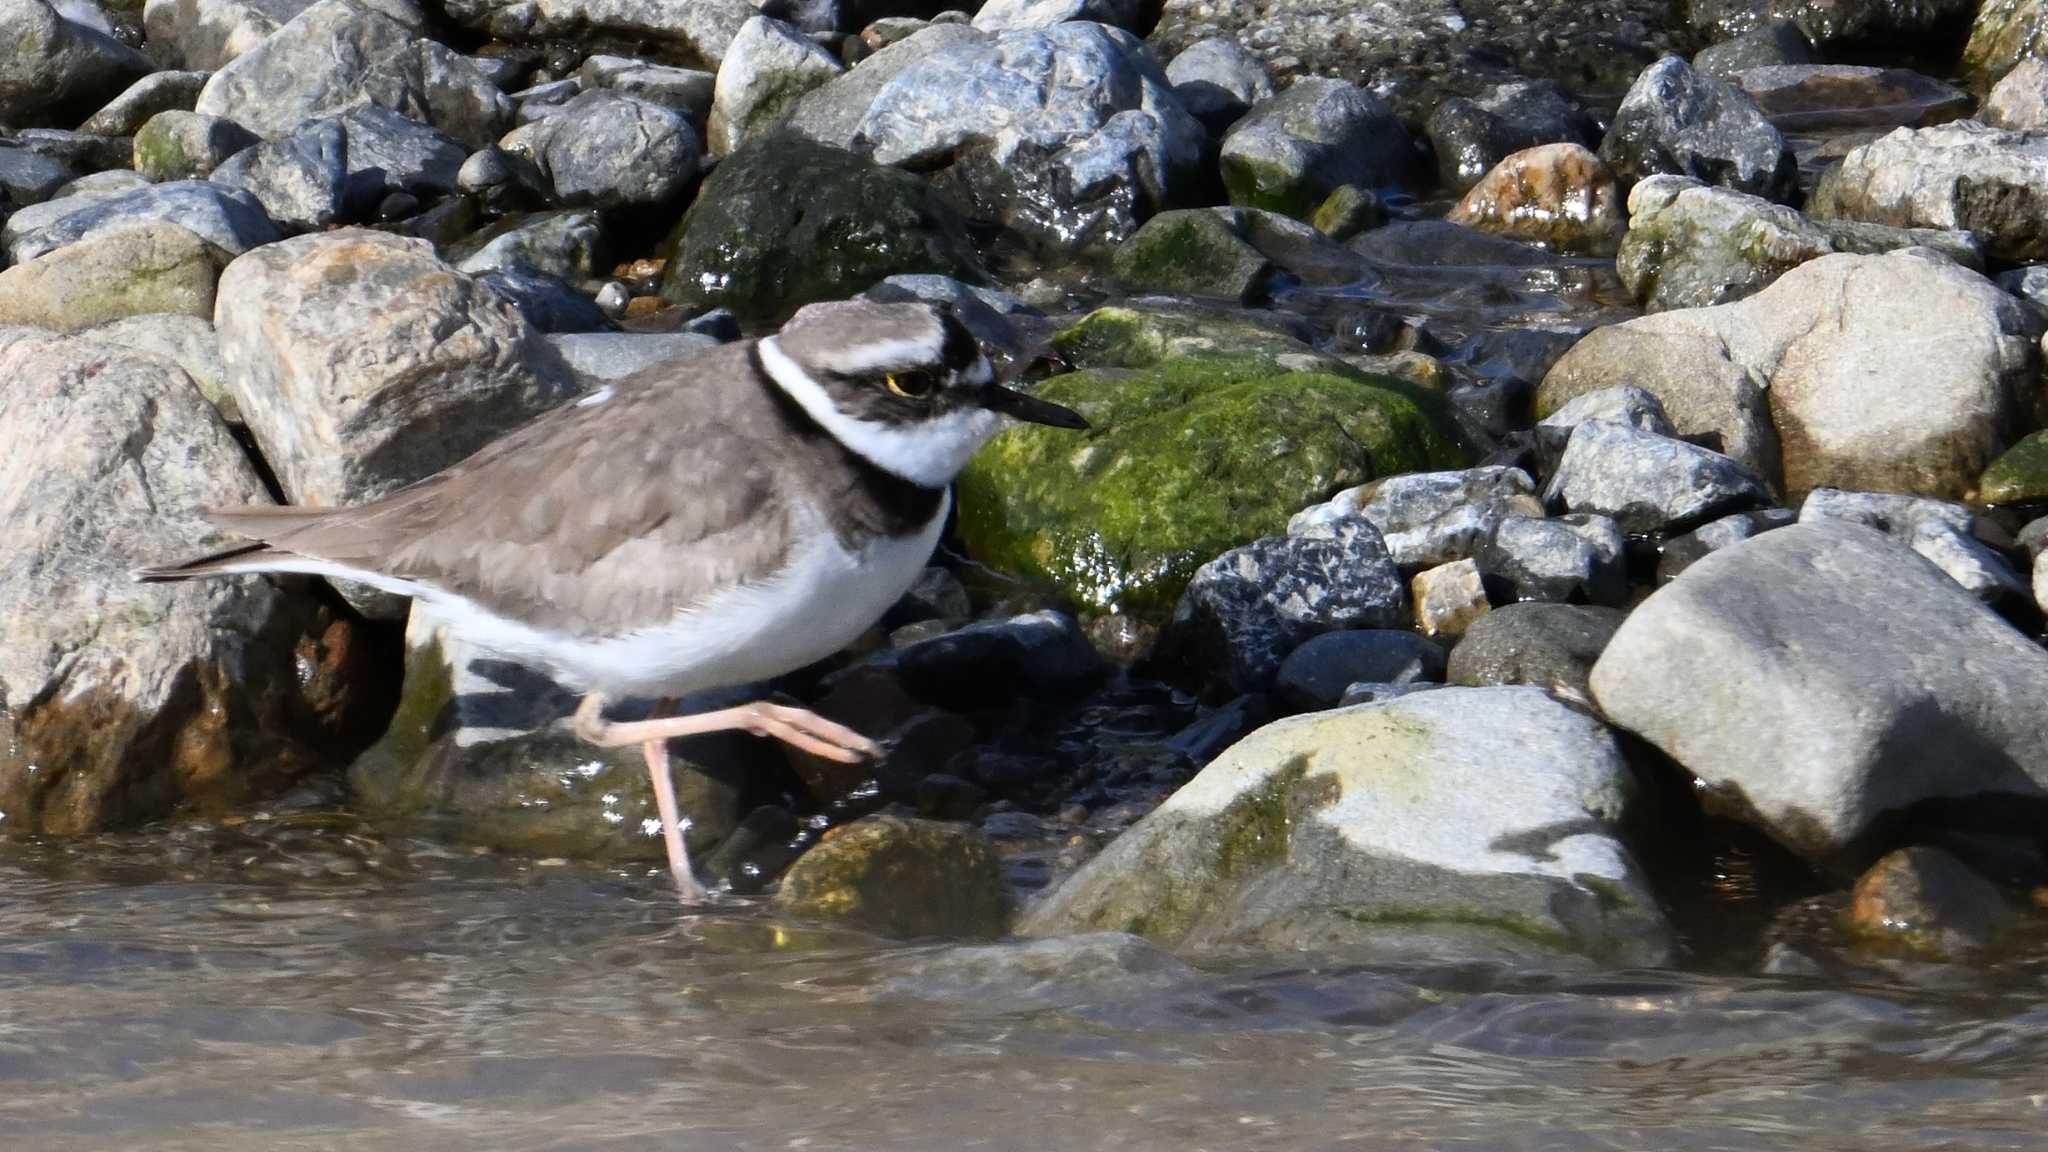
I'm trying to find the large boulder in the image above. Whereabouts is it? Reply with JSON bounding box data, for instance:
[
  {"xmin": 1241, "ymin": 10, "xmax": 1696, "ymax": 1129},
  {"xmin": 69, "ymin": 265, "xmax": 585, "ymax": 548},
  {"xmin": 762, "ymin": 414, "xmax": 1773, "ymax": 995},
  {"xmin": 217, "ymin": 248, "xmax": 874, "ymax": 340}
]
[
  {"xmin": 1021, "ymin": 686, "xmax": 1673, "ymax": 966},
  {"xmin": 850, "ymin": 22, "xmax": 1203, "ymax": 258},
  {"xmin": 1539, "ymin": 250, "xmax": 2041, "ymax": 499},
  {"xmin": 774, "ymin": 814, "xmax": 1007, "ymax": 938},
  {"xmin": 194, "ymin": 0, "xmax": 514, "ymax": 148},
  {"xmin": 1218, "ymin": 77, "xmax": 1414, "ymax": 218},
  {"xmin": 1591, "ymin": 521, "xmax": 2048, "ymax": 866},
  {"xmin": 707, "ymin": 15, "xmax": 843, "ymax": 155},
  {"xmin": 213, "ymin": 229, "xmax": 575, "ymax": 512},
  {"xmin": 954, "ymin": 306, "xmax": 1466, "ymax": 628},
  {"xmin": 142, "ymin": 0, "xmax": 319, "ymax": 71},
  {"xmin": 1618, "ymin": 175, "xmax": 1982, "ymax": 312},
  {"xmin": 658, "ymin": 134, "xmax": 982, "ymax": 326},
  {"xmin": 0, "ymin": 222, "xmax": 226, "ymax": 332},
  {"xmin": 786, "ymin": 23, "xmax": 984, "ymax": 150},
  {"xmin": 1964, "ymin": 0, "xmax": 2048, "ymax": 87},
  {"xmin": 0, "ymin": 0, "xmax": 154, "ymax": 129},
  {"xmin": 1815, "ymin": 121, "xmax": 2048, "ymax": 265},
  {"xmin": 1599, "ymin": 55, "xmax": 1794, "ymax": 201},
  {"xmin": 499, "ymin": 90, "xmax": 701, "ymax": 208},
  {"xmin": 0, "ymin": 329, "xmax": 381, "ymax": 834}
]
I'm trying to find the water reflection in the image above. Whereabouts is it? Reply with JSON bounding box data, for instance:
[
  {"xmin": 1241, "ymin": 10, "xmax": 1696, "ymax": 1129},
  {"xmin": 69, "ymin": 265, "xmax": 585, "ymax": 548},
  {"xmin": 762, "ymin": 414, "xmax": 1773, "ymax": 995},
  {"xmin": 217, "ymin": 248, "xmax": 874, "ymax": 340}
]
[{"xmin": 0, "ymin": 819, "xmax": 2043, "ymax": 1151}]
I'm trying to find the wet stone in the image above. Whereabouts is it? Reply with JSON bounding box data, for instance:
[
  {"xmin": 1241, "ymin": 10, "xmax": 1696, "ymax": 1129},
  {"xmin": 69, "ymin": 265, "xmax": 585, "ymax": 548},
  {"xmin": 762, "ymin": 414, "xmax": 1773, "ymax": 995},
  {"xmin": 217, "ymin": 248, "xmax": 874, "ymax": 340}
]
[
  {"xmin": 1164, "ymin": 35, "xmax": 1272, "ymax": 132},
  {"xmin": 1979, "ymin": 431, "xmax": 2048, "ymax": 505},
  {"xmin": 1692, "ymin": 19, "xmax": 1812, "ymax": 79},
  {"xmin": 773, "ymin": 814, "xmax": 1007, "ymax": 939},
  {"xmin": 0, "ymin": 146, "xmax": 75, "ymax": 207},
  {"xmin": 1599, "ymin": 55, "xmax": 1794, "ymax": 202},
  {"xmin": 1850, "ymin": 846, "xmax": 2014, "ymax": 960},
  {"xmin": 1733, "ymin": 65, "xmax": 1969, "ymax": 134},
  {"xmin": 1219, "ymin": 77, "xmax": 1414, "ymax": 219},
  {"xmin": 1446, "ymin": 602, "xmax": 1626, "ymax": 700},
  {"xmin": 1445, "ymin": 143, "xmax": 1625, "ymax": 257},
  {"xmin": 707, "ymin": 15, "xmax": 843, "ymax": 155},
  {"xmin": 1425, "ymin": 79, "xmax": 1593, "ymax": 194},
  {"xmin": 477, "ymin": 267, "xmax": 606, "ymax": 333},
  {"xmin": 500, "ymin": 90, "xmax": 701, "ymax": 208},
  {"xmin": 893, "ymin": 611, "xmax": 1104, "ymax": 711},
  {"xmin": 1111, "ymin": 208, "xmax": 1273, "ymax": 302},
  {"xmin": 449, "ymin": 209, "xmax": 605, "ymax": 281},
  {"xmin": 1273, "ymin": 630, "xmax": 1446, "ymax": 713}
]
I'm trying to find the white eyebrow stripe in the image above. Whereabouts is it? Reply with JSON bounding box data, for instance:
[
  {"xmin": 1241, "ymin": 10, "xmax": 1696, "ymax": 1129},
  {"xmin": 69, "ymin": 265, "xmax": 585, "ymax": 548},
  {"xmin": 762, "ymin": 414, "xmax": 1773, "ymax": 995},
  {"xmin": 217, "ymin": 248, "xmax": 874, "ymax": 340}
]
[{"xmin": 808, "ymin": 336, "xmax": 941, "ymax": 375}]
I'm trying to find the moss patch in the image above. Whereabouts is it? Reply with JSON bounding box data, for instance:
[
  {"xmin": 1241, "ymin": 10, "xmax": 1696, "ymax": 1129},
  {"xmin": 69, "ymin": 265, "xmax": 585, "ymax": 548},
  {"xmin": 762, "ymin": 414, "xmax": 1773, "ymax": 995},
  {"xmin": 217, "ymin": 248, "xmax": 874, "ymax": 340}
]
[
  {"xmin": 1978, "ymin": 430, "xmax": 2048, "ymax": 504},
  {"xmin": 956, "ymin": 315, "xmax": 1466, "ymax": 621}
]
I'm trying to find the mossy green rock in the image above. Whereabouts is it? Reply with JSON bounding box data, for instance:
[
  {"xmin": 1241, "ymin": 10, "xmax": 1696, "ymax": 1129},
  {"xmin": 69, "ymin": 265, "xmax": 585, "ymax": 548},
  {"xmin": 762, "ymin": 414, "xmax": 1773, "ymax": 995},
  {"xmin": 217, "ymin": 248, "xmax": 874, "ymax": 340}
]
[
  {"xmin": 1021, "ymin": 686, "xmax": 1674, "ymax": 966},
  {"xmin": 1978, "ymin": 430, "xmax": 2048, "ymax": 504},
  {"xmin": 1111, "ymin": 209, "xmax": 1272, "ymax": 301},
  {"xmin": 955, "ymin": 307, "xmax": 1466, "ymax": 622},
  {"xmin": 773, "ymin": 814, "xmax": 1006, "ymax": 939},
  {"xmin": 658, "ymin": 134, "xmax": 983, "ymax": 327}
]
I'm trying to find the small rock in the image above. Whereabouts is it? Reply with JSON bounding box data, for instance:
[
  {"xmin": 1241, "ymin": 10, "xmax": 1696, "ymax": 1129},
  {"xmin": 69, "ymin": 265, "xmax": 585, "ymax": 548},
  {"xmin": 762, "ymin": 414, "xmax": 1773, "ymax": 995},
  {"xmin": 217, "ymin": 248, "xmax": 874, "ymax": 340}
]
[
  {"xmin": 1411, "ymin": 558, "xmax": 1490, "ymax": 640},
  {"xmin": 1110, "ymin": 208, "xmax": 1274, "ymax": 302},
  {"xmin": 0, "ymin": 0, "xmax": 154, "ymax": 128},
  {"xmin": 501, "ymin": 90, "xmax": 701, "ymax": 208},
  {"xmin": 1220, "ymin": 77, "xmax": 1414, "ymax": 218},
  {"xmin": 894, "ymin": 610, "xmax": 1103, "ymax": 709},
  {"xmin": 1158, "ymin": 517, "xmax": 1409, "ymax": 694},
  {"xmin": 786, "ymin": 23, "xmax": 984, "ymax": 151},
  {"xmin": 773, "ymin": 814, "xmax": 1007, "ymax": 938},
  {"xmin": 132, "ymin": 110, "xmax": 257, "ymax": 181},
  {"xmin": 1545, "ymin": 420, "xmax": 1766, "ymax": 534},
  {"xmin": 1477, "ymin": 513, "xmax": 1629, "ymax": 605},
  {"xmin": 0, "ymin": 145, "xmax": 74, "ymax": 207},
  {"xmin": 1982, "ymin": 57, "xmax": 2048, "ymax": 131},
  {"xmin": 142, "ymin": 0, "xmax": 307, "ymax": 71},
  {"xmin": 1291, "ymin": 465, "xmax": 1538, "ymax": 538},
  {"xmin": 510, "ymin": 78, "xmax": 581, "ymax": 123},
  {"xmin": 1979, "ymin": 430, "xmax": 2048, "ymax": 505},
  {"xmin": 477, "ymin": 267, "xmax": 605, "ymax": 333},
  {"xmin": 208, "ymin": 118, "xmax": 348, "ymax": 232},
  {"xmin": 1273, "ymin": 629, "xmax": 1445, "ymax": 712},
  {"xmin": 708, "ymin": 15, "xmax": 844, "ymax": 155},
  {"xmin": 1966, "ymin": 0, "xmax": 2048, "ymax": 88},
  {"xmin": 578, "ymin": 55, "xmax": 715, "ymax": 122},
  {"xmin": 331, "ymin": 104, "xmax": 469, "ymax": 200},
  {"xmin": 1446, "ymin": 602, "xmax": 1625, "ymax": 699},
  {"xmin": 77, "ymin": 69, "xmax": 211, "ymax": 137},
  {"xmin": 1445, "ymin": 142, "xmax": 1624, "ymax": 256},
  {"xmin": 1799, "ymin": 488, "xmax": 2029, "ymax": 606},
  {"xmin": 0, "ymin": 221, "xmax": 225, "ymax": 331},
  {"xmin": 1599, "ymin": 55, "xmax": 1794, "ymax": 201},
  {"xmin": 1850, "ymin": 846, "xmax": 2013, "ymax": 959},
  {"xmin": 885, "ymin": 566, "xmax": 972, "ymax": 628},
  {"xmin": 1692, "ymin": 20, "xmax": 1812, "ymax": 79},
  {"xmin": 1021, "ymin": 686, "xmax": 1674, "ymax": 965},
  {"xmin": 1537, "ymin": 384, "xmax": 1675, "ymax": 437},
  {"xmin": 1591, "ymin": 521, "xmax": 2048, "ymax": 864},
  {"xmin": 448, "ymin": 208, "xmax": 604, "ymax": 281},
  {"xmin": 1164, "ymin": 36, "xmax": 1272, "ymax": 132},
  {"xmin": 1307, "ymin": 184, "xmax": 1383, "ymax": 240},
  {"xmin": 1654, "ymin": 508, "xmax": 1796, "ymax": 583},
  {"xmin": 1425, "ymin": 79, "xmax": 1593, "ymax": 193}
]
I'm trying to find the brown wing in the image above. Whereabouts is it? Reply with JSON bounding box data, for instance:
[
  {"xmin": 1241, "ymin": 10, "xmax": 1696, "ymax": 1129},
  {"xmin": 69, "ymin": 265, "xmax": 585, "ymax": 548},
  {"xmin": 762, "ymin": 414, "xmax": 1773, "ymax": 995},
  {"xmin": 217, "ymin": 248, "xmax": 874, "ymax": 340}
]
[{"xmin": 206, "ymin": 344, "xmax": 800, "ymax": 636}]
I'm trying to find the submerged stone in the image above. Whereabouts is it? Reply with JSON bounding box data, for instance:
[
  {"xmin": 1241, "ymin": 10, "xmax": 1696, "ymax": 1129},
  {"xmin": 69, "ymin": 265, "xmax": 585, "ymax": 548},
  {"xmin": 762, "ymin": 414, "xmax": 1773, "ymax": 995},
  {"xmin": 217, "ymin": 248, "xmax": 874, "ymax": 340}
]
[{"xmin": 774, "ymin": 814, "xmax": 1007, "ymax": 938}]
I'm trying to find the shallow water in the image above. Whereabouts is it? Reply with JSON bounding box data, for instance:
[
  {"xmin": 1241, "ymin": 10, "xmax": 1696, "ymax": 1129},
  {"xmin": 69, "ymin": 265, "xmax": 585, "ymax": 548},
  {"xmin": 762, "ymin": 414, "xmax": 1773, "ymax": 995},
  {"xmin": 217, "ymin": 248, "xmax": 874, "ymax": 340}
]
[{"xmin": 2, "ymin": 819, "xmax": 2044, "ymax": 1152}]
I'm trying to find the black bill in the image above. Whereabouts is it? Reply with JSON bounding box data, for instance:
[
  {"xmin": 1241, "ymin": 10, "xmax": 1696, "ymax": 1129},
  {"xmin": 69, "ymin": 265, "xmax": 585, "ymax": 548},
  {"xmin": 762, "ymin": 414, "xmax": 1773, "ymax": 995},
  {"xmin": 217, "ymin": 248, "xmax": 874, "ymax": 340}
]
[{"xmin": 979, "ymin": 383, "xmax": 1089, "ymax": 430}]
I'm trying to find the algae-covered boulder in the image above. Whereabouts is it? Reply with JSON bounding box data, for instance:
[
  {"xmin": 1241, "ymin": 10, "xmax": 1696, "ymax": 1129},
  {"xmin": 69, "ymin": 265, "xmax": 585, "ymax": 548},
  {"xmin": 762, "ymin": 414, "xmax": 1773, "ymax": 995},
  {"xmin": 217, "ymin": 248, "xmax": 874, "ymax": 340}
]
[
  {"xmin": 1980, "ymin": 431, "xmax": 2048, "ymax": 505},
  {"xmin": 659, "ymin": 134, "xmax": 983, "ymax": 326},
  {"xmin": 954, "ymin": 306, "xmax": 1467, "ymax": 624},
  {"xmin": 773, "ymin": 814, "xmax": 1007, "ymax": 938},
  {"xmin": 1020, "ymin": 686, "xmax": 1673, "ymax": 966}
]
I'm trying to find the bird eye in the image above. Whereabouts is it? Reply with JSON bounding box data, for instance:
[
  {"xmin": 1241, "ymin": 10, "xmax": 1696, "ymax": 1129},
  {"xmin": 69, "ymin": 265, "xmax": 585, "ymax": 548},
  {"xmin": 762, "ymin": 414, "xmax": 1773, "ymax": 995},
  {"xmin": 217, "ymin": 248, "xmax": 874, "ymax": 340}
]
[{"xmin": 885, "ymin": 371, "xmax": 936, "ymax": 399}]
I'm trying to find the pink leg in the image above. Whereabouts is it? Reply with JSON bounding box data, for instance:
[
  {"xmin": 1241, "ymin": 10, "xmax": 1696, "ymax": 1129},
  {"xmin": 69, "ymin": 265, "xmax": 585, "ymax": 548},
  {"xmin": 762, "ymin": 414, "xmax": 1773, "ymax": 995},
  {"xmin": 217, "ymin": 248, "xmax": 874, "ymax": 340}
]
[
  {"xmin": 640, "ymin": 730, "xmax": 708, "ymax": 904},
  {"xmin": 573, "ymin": 694, "xmax": 881, "ymax": 763}
]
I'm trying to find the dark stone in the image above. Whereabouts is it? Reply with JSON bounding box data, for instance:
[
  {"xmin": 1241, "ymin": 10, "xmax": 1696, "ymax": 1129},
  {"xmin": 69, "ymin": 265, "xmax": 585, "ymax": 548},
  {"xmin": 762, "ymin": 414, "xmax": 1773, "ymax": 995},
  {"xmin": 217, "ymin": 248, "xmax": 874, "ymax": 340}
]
[
  {"xmin": 1426, "ymin": 79, "xmax": 1594, "ymax": 193},
  {"xmin": 895, "ymin": 611, "xmax": 1104, "ymax": 710},
  {"xmin": 1274, "ymin": 629, "xmax": 1445, "ymax": 711},
  {"xmin": 1600, "ymin": 55, "xmax": 1795, "ymax": 202},
  {"xmin": 477, "ymin": 267, "xmax": 609, "ymax": 332},
  {"xmin": 1446, "ymin": 602, "xmax": 1625, "ymax": 698},
  {"xmin": 1693, "ymin": 20, "xmax": 1813, "ymax": 79}
]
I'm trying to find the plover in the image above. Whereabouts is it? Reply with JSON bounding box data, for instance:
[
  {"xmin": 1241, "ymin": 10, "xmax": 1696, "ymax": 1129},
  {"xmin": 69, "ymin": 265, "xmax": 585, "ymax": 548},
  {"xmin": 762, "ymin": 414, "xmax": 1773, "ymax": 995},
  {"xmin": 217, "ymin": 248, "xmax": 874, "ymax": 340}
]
[{"xmin": 136, "ymin": 300, "xmax": 1088, "ymax": 901}]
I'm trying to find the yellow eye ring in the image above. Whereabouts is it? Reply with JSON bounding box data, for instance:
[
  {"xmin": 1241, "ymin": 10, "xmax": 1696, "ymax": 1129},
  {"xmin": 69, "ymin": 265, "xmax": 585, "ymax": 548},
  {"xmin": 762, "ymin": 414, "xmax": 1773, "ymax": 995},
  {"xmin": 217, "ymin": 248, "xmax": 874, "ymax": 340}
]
[{"xmin": 885, "ymin": 372, "xmax": 933, "ymax": 399}]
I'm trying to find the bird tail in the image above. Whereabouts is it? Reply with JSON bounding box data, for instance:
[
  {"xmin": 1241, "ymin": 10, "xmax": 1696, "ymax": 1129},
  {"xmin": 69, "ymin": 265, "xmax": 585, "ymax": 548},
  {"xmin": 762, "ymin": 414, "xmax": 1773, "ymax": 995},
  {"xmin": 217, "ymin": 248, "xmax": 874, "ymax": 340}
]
[{"xmin": 131, "ymin": 505, "xmax": 341, "ymax": 583}]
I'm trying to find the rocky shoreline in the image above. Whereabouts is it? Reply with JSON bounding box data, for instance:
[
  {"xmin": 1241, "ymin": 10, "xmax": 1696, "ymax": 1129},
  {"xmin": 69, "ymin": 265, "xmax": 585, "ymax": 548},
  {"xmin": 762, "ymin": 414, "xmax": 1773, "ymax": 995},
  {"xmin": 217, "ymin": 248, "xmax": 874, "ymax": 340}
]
[{"xmin": 5, "ymin": 0, "xmax": 2048, "ymax": 977}]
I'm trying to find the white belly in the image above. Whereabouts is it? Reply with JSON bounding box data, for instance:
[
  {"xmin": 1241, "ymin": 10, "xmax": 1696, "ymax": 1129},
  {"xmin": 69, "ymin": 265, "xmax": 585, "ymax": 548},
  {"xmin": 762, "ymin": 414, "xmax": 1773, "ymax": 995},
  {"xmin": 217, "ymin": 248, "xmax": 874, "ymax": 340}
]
[{"xmin": 415, "ymin": 493, "xmax": 950, "ymax": 699}]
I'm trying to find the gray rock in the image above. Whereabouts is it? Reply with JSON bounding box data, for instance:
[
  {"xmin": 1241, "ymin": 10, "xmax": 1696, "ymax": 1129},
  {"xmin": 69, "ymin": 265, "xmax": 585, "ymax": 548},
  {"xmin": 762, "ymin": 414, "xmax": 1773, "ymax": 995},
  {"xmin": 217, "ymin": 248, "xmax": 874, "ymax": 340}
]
[
  {"xmin": 547, "ymin": 330, "xmax": 722, "ymax": 381},
  {"xmin": 213, "ymin": 228, "xmax": 576, "ymax": 518},
  {"xmin": 131, "ymin": 110, "xmax": 258, "ymax": 181},
  {"xmin": 509, "ymin": 78, "xmax": 580, "ymax": 123},
  {"xmin": 500, "ymin": 90, "xmax": 700, "ymax": 207},
  {"xmin": 970, "ymin": 0, "xmax": 1138, "ymax": 31},
  {"xmin": 195, "ymin": 0, "xmax": 514, "ymax": 148},
  {"xmin": 1447, "ymin": 602, "xmax": 1625, "ymax": 699},
  {"xmin": 476, "ymin": 267, "xmax": 604, "ymax": 333},
  {"xmin": 1109, "ymin": 207, "xmax": 1273, "ymax": 302},
  {"xmin": 1274, "ymin": 629, "xmax": 1445, "ymax": 711},
  {"xmin": 1544, "ymin": 419, "xmax": 1767, "ymax": 534},
  {"xmin": 77, "ymin": 70, "xmax": 211, "ymax": 137},
  {"xmin": 142, "ymin": 0, "xmax": 316, "ymax": 71},
  {"xmin": 1158, "ymin": 517, "xmax": 1408, "ymax": 694},
  {"xmin": 1692, "ymin": 19, "xmax": 1811, "ymax": 79},
  {"xmin": 5, "ymin": 180, "xmax": 279, "ymax": 265},
  {"xmin": 1220, "ymin": 77, "xmax": 1414, "ymax": 218},
  {"xmin": 1816, "ymin": 121, "xmax": 2048, "ymax": 264},
  {"xmin": 578, "ymin": 55, "xmax": 714, "ymax": 123},
  {"xmin": 1334, "ymin": 681, "xmax": 1440, "ymax": 706},
  {"xmin": 0, "ymin": 145, "xmax": 73, "ymax": 206},
  {"xmin": 1163, "ymin": 36, "xmax": 1272, "ymax": 131},
  {"xmin": 79, "ymin": 312, "xmax": 227, "ymax": 407},
  {"xmin": 893, "ymin": 610, "xmax": 1104, "ymax": 708},
  {"xmin": 1798, "ymin": 488, "xmax": 2029, "ymax": 605},
  {"xmin": 1591, "ymin": 521, "xmax": 2048, "ymax": 864},
  {"xmin": 437, "ymin": 0, "xmax": 756, "ymax": 72},
  {"xmin": 1599, "ymin": 55, "xmax": 1794, "ymax": 201},
  {"xmin": 707, "ymin": 17, "xmax": 842, "ymax": 155},
  {"xmin": 1540, "ymin": 250, "xmax": 2041, "ymax": 499},
  {"xmin": 447, "ymin": 208, "xmax": 604, "ymax": 281},
  {"xmin": 1982, "ymin": 57, "xmax": 2048, "ymax": 131},
  {"xmin": 0, "ymin": 0, "xmax": 155, "ymax": 128},
  {"xmin": 1538, "ymin": 384, "xmax": 1676, "ymax": 436},
  {"xmin": 786, "ymin": 23, "xmax": 984, "ymax": 150},
  {"xmin": 1, "ymin": 171, "xmax": 143, "ymax": 251},
  {"xmin": 0, "ymin": 328, "xmax": 366, "ymax": 834},
  {"xmin": 1022, "ymin": 686, "xmax": 1674, "ymax": 965},
  {"xmin": 852, "ymin": 22, "xmax": 1202, "ymax": 256},
  {"xmin": 1426, "ymin": 79, "xmax": 1592, "ymax": 193},
  {"xmin": 6, "ymin": 126, "xmax": 129, "ymax": 172},
  {"xmin": 331, "ymin": 103, "xmax": 468, "ymax": 198},
  {"xmin": 208, "ymin": 117, "xmax": 347, "ymax": 231},
  {"xmin": 877, "ymin": 933, "xmax": 1195, "ymax": 1013},
  {"xmin": 862, "ymin": 272, "xmax": 1037, "ymax": 364},
  {"xmin": 1291, "ymin": 465, "xmax": 1538, "ymax": 536},
  {"xmin": 1477, "ymin": 513, "xmax": 1628, "ymax": 605},
  {"xmin": 2000, "ymin": 264, "xmax": 2048, "ymax": 311},
  {"xmin": 46, "ymin": 167, "xmax": 148, "ymax": 201},
  {"xmin": 0, "ymin": 221, "xmax": 226, "ymax": 331},
  {"xmin": 1654, "ymin": 507, "xmax": 1797, "ymax": 583},
  {"xmin": 1618, "ymin": 175, "xmax": 1983, "ymax": 313}
]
